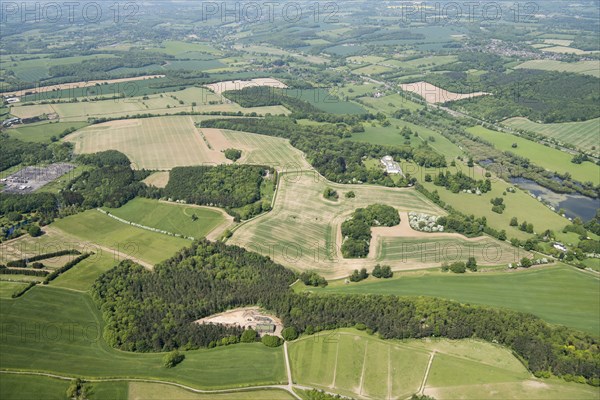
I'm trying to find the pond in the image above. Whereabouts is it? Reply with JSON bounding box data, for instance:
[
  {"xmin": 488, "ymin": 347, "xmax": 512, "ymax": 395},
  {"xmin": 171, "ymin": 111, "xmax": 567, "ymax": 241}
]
[{"xmin": 510, "ymin": 177, "xmax": 599, "ymax": 222}]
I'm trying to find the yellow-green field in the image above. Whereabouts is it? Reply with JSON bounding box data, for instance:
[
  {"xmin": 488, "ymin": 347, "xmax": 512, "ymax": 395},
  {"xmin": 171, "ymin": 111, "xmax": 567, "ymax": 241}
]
[
  {"xmin": 288, "ymin": 329, "xmax": 598, "ymax": 400},
  {"xmin": 503, "ymin": 117, "xmax": 600, "ymax": 154}
]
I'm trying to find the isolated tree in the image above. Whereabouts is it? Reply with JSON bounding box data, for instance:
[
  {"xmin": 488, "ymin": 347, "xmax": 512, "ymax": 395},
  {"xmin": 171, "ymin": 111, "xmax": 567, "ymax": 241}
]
[
  {"xmin": 282, "ymin": 327, "xmax": 298, "ymax": 341},
  {"xmin": 510, "ymin": 217, "xmax": 518, "ymax": 226},
  {"xmin": 163, "ymin": 350, "xmax": 185, "ymax": 368},
  {"xmin": 27, "ymin": 225, "xmax": 42, "ymax": 237},
  {"xmin": 520, "ymin": 257, "xmax": 533, "ymax": 268},
  {"xmin": 466, "ymin": 257, "xmax": 477, "ymax": 272}
]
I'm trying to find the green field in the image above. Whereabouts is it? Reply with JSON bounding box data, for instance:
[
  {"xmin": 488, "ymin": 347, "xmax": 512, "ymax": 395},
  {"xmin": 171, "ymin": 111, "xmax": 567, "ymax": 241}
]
[
  {"xmin": 104, "ymin": 198, "xmax": 227, "ymax": 239},
  {"xmin": 313, "ymin": 265, "xmax": 599, "ymax": 335},
  {"xmin": 128, "ymin": 382, "xmax": 294, "ymax": 400},
  {"xmin": 0, "ymin": 281, "xmax": 28, "ymax": 298},
  {"xmin": 288, "ymin": 329, "xmax": 598, "ymax": 399},
  {"xmin": 467, "ymin": 126, "xmax": 599, "ymax": 185},
  {"xmin": 515, "ymin": 59, "xmax": 600, "ymax": 78},
  {"xmin": 50, "ymin": 251, "xmax": 120, "ymax": 292},
  {"xmin": 6, "ymin": 121, "xmax": 89, "ymax": 143},
  {"xmin": 503, "ymin": 117, "xmax": 600, "ymax": 154},
  {"xmin": 0, "ymin": 286, "xmax": 287, "ymax": 389},
  {"xmin": 358, "ymin": 93, "xmax": 424, "ymax": 113},
  {"xmin": 295, "ymin": 88, "xmax": 365, "ymax": 114},
  {"xmin": 52, "ymin": 210, "xmax": 190, "ymax": 266},
  {"xmin": 353, "ymin": 64, "xmax": 394, "ymax": 75},
  {"xmin": 0, "ymin": 374, "xmax": 70, "ymax": 400}
]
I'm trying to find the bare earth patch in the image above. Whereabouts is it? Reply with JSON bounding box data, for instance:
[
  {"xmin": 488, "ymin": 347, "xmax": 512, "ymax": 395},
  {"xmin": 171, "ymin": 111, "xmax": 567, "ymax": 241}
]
[
  {"xmin": 400, "ymin": 81, "xmax": 490, "ymax": 104},
  {"xmin": 195, "ymin": 306, "xmax": 283, "ymax": 337},
  {"xmin": 142, "ymin": 172, "xmax": 170, "ymax": 188}
]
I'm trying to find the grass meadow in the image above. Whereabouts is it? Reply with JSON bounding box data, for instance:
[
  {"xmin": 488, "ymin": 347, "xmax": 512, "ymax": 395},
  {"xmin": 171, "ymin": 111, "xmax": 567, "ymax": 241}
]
[
  {"xmin": 312, "ymin": 264, "xmax": 599, "ymax": 335},
  {"xmin": 467, "ymin": 126, "xmax": 599, "ymax": 185},
  {"xmin": 503, "ymin": 117, "xmax": 600, "ymax": 153},
  {"xmin": 6, "ymin": 121, "xmax": 89, "ymax": 143},
  {"xmin": 515, "ymin": 60, "xmax": 600, "ymax": 78},
  {"xmin": 104, "ymin": 198, "xmax": 227, "ymax": 239}
]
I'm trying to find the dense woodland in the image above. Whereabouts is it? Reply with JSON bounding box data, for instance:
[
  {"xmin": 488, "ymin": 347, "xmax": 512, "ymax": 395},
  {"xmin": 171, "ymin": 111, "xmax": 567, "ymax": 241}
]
[
  {"xmin": 0, "ymin": 136, "xmax": 72, "ymax": 171},
  {"xmin": 341, "ymin": 204, "xmax": 400, "ymax": 258},
  {"xmin": 92, "ymin": 240, "xmax": 600, "ymax": 384},
  {"xmin": 201, "ymin": 117, "xmax": 446, "ymax": 185}
]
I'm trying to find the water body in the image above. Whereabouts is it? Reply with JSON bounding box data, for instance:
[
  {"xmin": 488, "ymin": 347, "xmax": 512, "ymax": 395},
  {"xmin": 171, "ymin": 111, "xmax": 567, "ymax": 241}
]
[{"xmin": 510, "ymin": 177, "xmax": 599, "ymax": 222}]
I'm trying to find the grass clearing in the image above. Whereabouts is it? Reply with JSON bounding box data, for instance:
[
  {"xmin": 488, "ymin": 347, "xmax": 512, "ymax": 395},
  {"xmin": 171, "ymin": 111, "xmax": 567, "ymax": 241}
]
[
  {"xmin": 52, "ymin": 210, "xmax": 190, "ymax": 266},
  {"xmin": 50, "ymin": 251, "xmax": 119, "ymax": 292},
  {"xmin": 503, "ymin": 117, "xmax": 600, "ymax": 153},
  {"xmin": 314, "ymin": 265, "xmax": 600, "ymax": 335},
  {"xmin": 0, "ymin": 286, "xmax": 287, "ymax": 390},
  {"xmin": 103, "ymin": 198, "xmax": 228, "ymax": 239},
  {"xmin": 467, "ymin": 126, "xmax": 600, "ymax": 185}
]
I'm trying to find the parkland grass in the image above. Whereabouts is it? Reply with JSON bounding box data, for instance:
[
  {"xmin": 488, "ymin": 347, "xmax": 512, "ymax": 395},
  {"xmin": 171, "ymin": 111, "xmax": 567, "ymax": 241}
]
[
  {"xmin": 314, "ymin": 264, "xmax": 600, "ymax": 335},
  {"xmin": 104, "ymin": 198, "xmax": 227, "ymax": 239},
  {"xmin": 467, "ymin": 125, "xmax": 599, "ymax": 185},
  {"xmin": 0, "ymin": 286, "xmax": 287, "ymax": 390},
  {"xmin": 503, "ymin": 117, "xmax": 600, "ymax": 154}
]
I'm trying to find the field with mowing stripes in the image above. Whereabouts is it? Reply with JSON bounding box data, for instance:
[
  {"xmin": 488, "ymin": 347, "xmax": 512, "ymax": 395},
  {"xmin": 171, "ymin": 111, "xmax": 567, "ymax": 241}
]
[
  {"xmin": 313, "ymin": 265, "xmax": 600, "ymax": 335},
  {"xmin": 503, "ymin": 117, "xmax": 600, "ymax": 154},
  {"xmin": 230, "ymin": 171, "xmax": 458, "ymax": 278},
  {"xmin": 104, "ymin": 198, "xmax": 230, "ymax": 240},
  {"xmin": 288, "ymin": 329, "xmax": 598, "ymax": 400}
]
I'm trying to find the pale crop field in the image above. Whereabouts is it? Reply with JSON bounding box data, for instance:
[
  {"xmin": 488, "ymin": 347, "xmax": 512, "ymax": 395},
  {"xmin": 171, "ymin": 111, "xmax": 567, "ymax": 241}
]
[
  {"xmin": 207, "ymin": 128, "xmax": 312, "ymax": 170},
  {"xmin": 503, "ymin": 117, "xmax": 600, "ymax": 153},
  {"xmin": 229, "ymin": 171, "xmax": 449, "ymax": 278},
  {"xmin": 400, "ymin": 81, "xmax": 490, "ymax": 104},
  {"xmin": 65, "ymin": 116, "xmax": 228, "ymax": 170},
  {"xmin": 514, "ymin": 60, "xmax": 600, "ymax": 78}
]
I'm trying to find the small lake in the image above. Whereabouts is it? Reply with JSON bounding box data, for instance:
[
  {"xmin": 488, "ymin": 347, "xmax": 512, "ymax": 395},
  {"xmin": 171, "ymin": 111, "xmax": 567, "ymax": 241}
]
[{"xmin": 510, "ymin": 178, "xmax": 599, "ymax": 222}]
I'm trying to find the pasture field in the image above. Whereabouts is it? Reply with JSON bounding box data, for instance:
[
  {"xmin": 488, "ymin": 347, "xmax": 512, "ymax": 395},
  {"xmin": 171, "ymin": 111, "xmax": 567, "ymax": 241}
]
[
  {"xmin": 515, "ymin": 59, "xmax": 600, "ymax": 78},
  {"xmin": 146, "ymin": 40, "xmax": 222, "ymax": 56},
  {"xmin": 0, "ymin": 286, "xmax": 287, "ymax": 390},
  {"xmin": 385, "ymin": 55, "xmax": 458, "ymax": 70},
  {"xmin": 406, "ymin": 160, "xmax": 577, "ymax": 242},
  {"xmin": 6, "ymin": 121, "xmax": 89, "ymax": 143},
  {"xmin": 230, "ymin": 170, "xmax": 459, "ymax": 278},
  {"xmin": 52, "ymin": 210, "xmax": 190, "ymax": 266},
  {"xmin": 347, "ymin": 55, "xmax": 388, "ymax": 64},
  {"xmin": 503, "ymin": 117, "xmax": 600, "ymax": 153},
  {"xmin": 338, "ymin": 82, "xmax": 382, "ymax": 99},
  {"xmin": 358, "ymin": 93, "xmax": 424, "ymax": 113},
  {"xmin": 466, "ymin": 126, "xmax": 600, "ymax": 185},
  {"xmin": 0, "ymin": 374, "xmax": 70, "ymax": 400},
  {"xmin": 313, "ymin": 264, "xmax": 599, "ymax": 335},
  {"xmin": 128, "ymin": 383, "xmax": 294, "ymax": 400},
  {"xmin": 352, "ymin": 64, "xmax": 394, "ymax": 75},
  {"xmin": 0, "ymin": 282, "xmax": 28, "ymax": 299},
  {"xmin": 288, "ymin": 329, "xmax": 598, "ymax": 400},
  {"xmin": 208, "ymin": 129, "xmax": 312, "ymax": 170},
  {"xmin": 50, "ymin": 251, "xmax": 121, "ymax": 292},
  {"xmin": 103, "ymin": 198, "xmax": 229, "ymax": 240},
  {"xmin": 293, "ymin": 88, "xmax": 365, "ymax": 114},
  {"xmin": 65, "ymin": 116, "xmax": 226, "ymax": 170}
]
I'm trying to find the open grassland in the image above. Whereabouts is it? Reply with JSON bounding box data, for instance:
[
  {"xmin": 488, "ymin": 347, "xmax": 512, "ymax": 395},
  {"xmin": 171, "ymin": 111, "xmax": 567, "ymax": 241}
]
[
  {"xmin": 230, "ymin": 171, "xmax": 455, "ymax": 278},
  {"xmin": 353, "ymin": 64, "xmax": 394, "ymax": 75},
  {"xmin": 313, "ymin": 265, "xmax": 599, "ymax": 335},
  {"xmin": 467, "ymin": 126, "xmax": 600, "ymax": 185},
  {"xmin": 104, "ymin": 198, "xmax": 229, "ymax": 240},
  {"xmin": 0, "ymin": 282, "xmax": 28, "ymax": 299},
  {"xmin": 65, "ymin": 116, "xmax": 226, "ymax": 170},
  {"xmin": 503, "ymin": 117, "xmax": 600, "ymax": 153},
  {"xmin": 406, "ymin": 161, "xmax": 577, "ymax": 242},
  {"xmin": 50, "ymin": 251, "xmax": 118, "ymax": 292},
  {"xmin": 207, "ymin": 129, "xmax": 312, "ymax": 170},
  {"xmin": 385, "ymin": 55, "xmax": 458, "ymax": 70},
  {"xmin": 289, "ymin": 329, "xmax": 598, "ymax": 399},
  {"xmin": 6, "ymin": 121, "xmax": 88, "ymax": 143},
  {"xmin": 52, "ymin": 210, "xmax": 190, "ymax": 266},
  {"xmin": 0, "ymin": 374, "xmax": 70, "ymax": 400},
  {"xmin": 129, "ymin": 382, "xmax": 294, "ymax": 400},
  {"xmin": 358, "ymin": 93, "xmax": 423, "ymax": 113},
  {"xmin": 0, "ymin": 286, "xmax": 287, "ymax": 390},
  {"xmin": 515, "ymin": 60, "xmax": 600, "ymax": 78}
]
